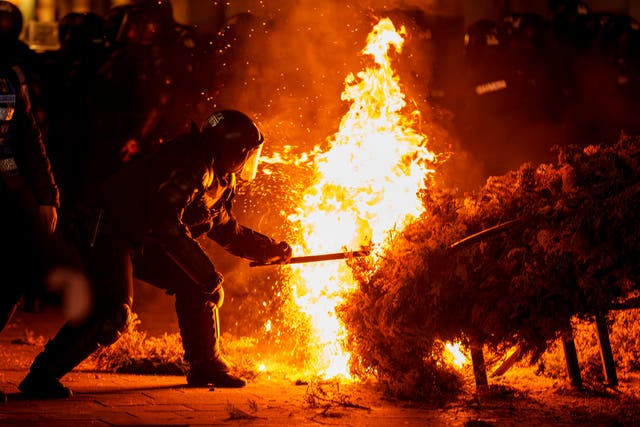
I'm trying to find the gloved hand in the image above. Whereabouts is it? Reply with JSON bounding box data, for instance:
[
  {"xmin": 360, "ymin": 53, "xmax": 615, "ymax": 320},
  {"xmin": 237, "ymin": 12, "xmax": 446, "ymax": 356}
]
[{"xmin": 260, "ymin": 241, "xmax": 293, "ymax": 265}]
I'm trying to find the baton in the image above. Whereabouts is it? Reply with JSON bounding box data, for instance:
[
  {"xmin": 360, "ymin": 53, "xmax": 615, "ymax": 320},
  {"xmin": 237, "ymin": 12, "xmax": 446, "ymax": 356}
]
[{"xmin": 250, "ymin": 249, "xmax": 371, "ymax": 267}]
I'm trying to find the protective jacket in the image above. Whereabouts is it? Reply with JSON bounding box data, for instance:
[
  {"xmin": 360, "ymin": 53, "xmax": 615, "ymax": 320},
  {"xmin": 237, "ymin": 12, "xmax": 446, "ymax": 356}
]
[
  {"xmin": 0, "ymin": 65, "xmax": 58, "ymax": 206},
  {"xmin": 94, "ymin": 129, "xmax": 221, "ymax": 293},
  {"xmin": 182, "ymin": 174, "xmax": 287, "ymax": 263}
]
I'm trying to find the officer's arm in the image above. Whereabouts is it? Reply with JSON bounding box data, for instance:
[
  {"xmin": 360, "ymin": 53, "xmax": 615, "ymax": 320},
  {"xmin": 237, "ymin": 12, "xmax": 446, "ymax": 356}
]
[
  {"xmin": 13, "ymin": 66, "xmax": 59, "ymax": 208},
  {"xmin": 151, "ymin": 168, "xmax": 223, "ymax": 294},
  {"xmin": 207, "ymin": 203, "xmax": 291, "ymax": 264}
]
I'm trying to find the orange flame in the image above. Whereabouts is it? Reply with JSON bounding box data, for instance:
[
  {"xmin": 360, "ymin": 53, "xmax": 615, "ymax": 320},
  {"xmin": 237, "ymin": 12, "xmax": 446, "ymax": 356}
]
[
  {"xmin": 286, "ymin": 18, "xmax": 436, "ymax": 378},
  {"xmin": 444, "ymin": 342, "xmax": 469, "ymax": 369}
]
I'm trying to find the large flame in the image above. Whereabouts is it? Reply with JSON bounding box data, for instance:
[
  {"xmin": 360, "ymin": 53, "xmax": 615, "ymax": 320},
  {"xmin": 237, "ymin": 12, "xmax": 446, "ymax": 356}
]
[{"xmin": 286, "ymin": 18, "xmax": 436, "ymax": 377}]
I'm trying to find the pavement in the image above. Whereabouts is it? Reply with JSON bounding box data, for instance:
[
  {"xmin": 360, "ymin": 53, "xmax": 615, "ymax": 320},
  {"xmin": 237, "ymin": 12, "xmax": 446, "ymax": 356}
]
[
  {"xmin": 0, "ymin": 298, "xmax": 464, "ymax": 427},
  {"xmin": 2, "ymin": 295, "xmax": 640, "ymax": 426}
]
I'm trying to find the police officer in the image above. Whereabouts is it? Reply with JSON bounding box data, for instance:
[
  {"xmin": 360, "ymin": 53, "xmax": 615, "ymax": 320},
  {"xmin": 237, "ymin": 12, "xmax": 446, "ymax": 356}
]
[
  {"xmin": 456, "ymin": 19, "xmax": 515, "ymax": 175},
  {"xmin": 0, "ymin": 0, "xmax": 60, "ymax": 401},
  {"xmin": 0, "ymin": 0, "xmax": 58, "ymax": 264},
  {"xmin": 39, "ymin": 12, "xmax": 108, "ymax": 209},
  {"xmin": 549, "ymin": 0, "xmax": 591, "ymax": 48},
  {"xmin": 103, "ymin": 4, "xmax": 133, "ymax": 51},
  {"xmin": 18, "ymin": 110, "xmax": 292, "ymax": 398}
]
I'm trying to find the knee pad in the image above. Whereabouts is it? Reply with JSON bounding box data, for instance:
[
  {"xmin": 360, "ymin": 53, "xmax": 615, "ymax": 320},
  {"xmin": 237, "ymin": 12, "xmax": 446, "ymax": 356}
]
[
  {"xmin": 213, "ymin": 286, "xmax": 224, "ymax": 308},
  {"xmin": 176, "ymin": 285, "xmax": 224, "ymax": 308},
  {"xmin": 97, "ymin": 303, "xmax": 132, "ymax": 345}
]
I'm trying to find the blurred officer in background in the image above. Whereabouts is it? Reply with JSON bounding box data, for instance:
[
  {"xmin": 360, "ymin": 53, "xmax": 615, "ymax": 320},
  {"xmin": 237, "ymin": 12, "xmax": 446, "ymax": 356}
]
[
  {"xmin": 88, "ymin": 0, "xmax": 194, "ymax": 183},
  {"xmin": 0, "ymin": 0, "xmax": 67, "ymax": 402},
  {"xmin": 39, "ymin": 12, "xmax": 108, "ymax": 209}
]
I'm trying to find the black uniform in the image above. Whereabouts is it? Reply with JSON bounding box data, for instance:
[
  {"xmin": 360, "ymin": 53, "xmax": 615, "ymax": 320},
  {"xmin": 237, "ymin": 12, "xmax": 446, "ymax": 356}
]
[
  {"xmin": 20, "ymin": 112, "xmax": 291, "ymax": 398},
  {"xmin": 39, "ymin": 12, "xmax": 108, "ymax": 208},
  {"xmin": 0, "ymin": 63, "xmax": 60, "ymax": 325},
  {"xmin": 0, "ymin": 5, "xmax": 79, "ymax": 404},
  {"xmin": 88, "ymin": 2, "xmax": 195, "ymax": 183},
  {"xmin": 0, "ymin": 1, "xmax": 61, "ymax": 404}
]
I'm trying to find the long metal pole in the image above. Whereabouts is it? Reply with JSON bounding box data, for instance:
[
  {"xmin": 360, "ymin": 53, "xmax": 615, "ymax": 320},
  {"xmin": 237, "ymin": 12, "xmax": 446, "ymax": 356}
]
[{"xmin": 250, "ymin": 249, "xmax": 370, "ymax": 267}]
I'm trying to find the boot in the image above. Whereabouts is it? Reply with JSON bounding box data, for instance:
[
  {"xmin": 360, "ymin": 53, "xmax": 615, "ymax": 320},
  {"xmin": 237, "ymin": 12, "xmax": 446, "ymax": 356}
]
[
  {"xmin": 187, "ymin": 365, "xmax": 247, "ymax": 388},
  {"xmin": 18, "ymin": 370, "xmax": 72, "ymax": 399},
  {"xmin": 186, "ymin": 357, "xmax": 247, "ymax": 388},
  {"xmin": 175, "ymin": 292, "xmax": 247, "ymax": 388},
  {"xmin": 18, "ymin": 321, "xmax": 100, "ymax": 399}
]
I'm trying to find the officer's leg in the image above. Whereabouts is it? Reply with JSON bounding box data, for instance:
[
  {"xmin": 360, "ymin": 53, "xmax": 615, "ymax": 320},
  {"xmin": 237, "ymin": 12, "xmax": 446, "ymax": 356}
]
[
  {"xmin": 0, "ymin": 181, "xmax": 45, "ymax": 331},
  {"xmin": 176, "ymin": 288, "xmax": 245, "ymax": 387},
  {"xmin": 134, "ymin": 242, "xmax": 246, "ymax": 387},
  {"xmin": 0, "ymin": 282, "xmax": 23, "ymax": 332},
  {"xmin": 1, "ymin": 180, "xmax": 46, "ymax": 402},
  {"xmin": 0, "ymin": 249, "xmax": 28, "ymax": 404},
  {"xmin": 19, "ymin": 238, "xmax": 134, "ymax": 399}
]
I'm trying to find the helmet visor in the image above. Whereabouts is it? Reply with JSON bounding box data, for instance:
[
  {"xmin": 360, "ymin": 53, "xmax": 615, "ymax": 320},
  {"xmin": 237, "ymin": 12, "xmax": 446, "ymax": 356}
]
[{"xmin": 240, "ymin": 143, "xmax": 263, "ymax": 181}]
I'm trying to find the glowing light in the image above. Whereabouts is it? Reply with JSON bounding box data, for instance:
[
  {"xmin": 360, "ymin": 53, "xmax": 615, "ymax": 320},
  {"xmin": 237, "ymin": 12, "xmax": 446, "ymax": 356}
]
[
  {"xmin": 444, "ymin": 342, "xmax": 469, "ymax": 368},
  {"xmin": 287, "ymin": 18, "xmax": 436, "ymax": 378}
]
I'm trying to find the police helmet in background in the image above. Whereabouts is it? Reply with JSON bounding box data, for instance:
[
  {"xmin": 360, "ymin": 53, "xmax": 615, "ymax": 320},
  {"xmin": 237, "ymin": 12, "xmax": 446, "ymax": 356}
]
[
  {"xmin": 549, "ymin": 0, "xmax": 591, "ymax": 21},
  {"xmin": 502, "ymin": 13, "xmax": 552, "ymax": 51},
  {"xmin": 598, "ymin": 14, "xmax": 640, "ymax": 53},
  {"xmin": 464, "ymin": 19, "xmax": 501, "ymax": 63},
  {"xmin": 0, "ymin": 0, "xmax": 22, "ymax": 47},
  {"xmin": 549, "ymin": 0, "xmax": 591, "ymax": 41},
  {"xmin": 116, "ymin": 2, "xmax": 174, "ymax": 46},
  {"xmin": 200, "ymin": 110, "xmax": 264, "ymax": 181},
  {"xmin": 132, "ymin": 0, "xmax": 173, "ymax": 21},
  {"xmin": 58, "ymin": 12, "xmax": 105, "ymax": 51},
  {"xmin": 104, "ymin": 5, "xmax": 132, "ymax": 46}
]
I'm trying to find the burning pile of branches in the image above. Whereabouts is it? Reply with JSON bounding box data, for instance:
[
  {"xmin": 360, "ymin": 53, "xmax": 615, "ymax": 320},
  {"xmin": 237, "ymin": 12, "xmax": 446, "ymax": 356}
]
[
  {"xmin": 340, "ymin": 137, "xmax": 640, "ymax": 400},
  {"xmin": 91, "ymin": 314, "xmax": 187, "ymax": 375}
]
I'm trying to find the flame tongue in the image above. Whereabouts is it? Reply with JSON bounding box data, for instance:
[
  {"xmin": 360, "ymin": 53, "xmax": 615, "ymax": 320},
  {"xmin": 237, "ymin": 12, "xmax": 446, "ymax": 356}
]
[{"xmin": 288, "ymin": 18, "xmax": 436, "ymax": 378}]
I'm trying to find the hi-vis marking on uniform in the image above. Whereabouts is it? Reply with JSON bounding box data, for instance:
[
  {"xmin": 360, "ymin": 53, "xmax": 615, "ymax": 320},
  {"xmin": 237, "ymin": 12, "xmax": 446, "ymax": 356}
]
[
  {"xmin": 0, "ymin": 94, "xmax": 16, "ymax": 121},
  {"xmin": 475, "ymin": 79, "xmax": 507, "ymax": 95}
]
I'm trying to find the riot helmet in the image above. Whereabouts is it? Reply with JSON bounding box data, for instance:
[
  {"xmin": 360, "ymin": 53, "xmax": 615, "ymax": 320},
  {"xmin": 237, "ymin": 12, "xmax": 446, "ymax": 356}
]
[
  {"xmin": 116, "ymin": 2, "xmax": 173, "ymax": 45},
  {"xmin": 0, "ymin": 1, "xmax": 22, "ymax": 47},
  {"xmin": 132, "ymin": 0, "xmax": 173, "ymax": 22},
  {"xmin": 465, "ymin": 19, "xmax": 500, "ymax": 49},
  {"xmin": 549, "ymin": 0, "xmax": 590, "ymax": 20},
  {"xmin": 549, "ymin": 0, "xmax": 590, "ymax": 41},
  {"xmin": 504, "ymin": 13, "xmax": 552, "ymax": 51},
  {"xmin": 200, "ymin": 110, "xmax": 264, "ymax": 181},
  {"xmin": 58, "ymin": 12, "xmax": 105, "ymax": 51},
  {"xmin": 104, "ymin": 5, "xmax": 132, "ymax": 45},
  {"xmin": 598, "ymin": 14, "xmax": 640, "ymax": 53},
  {"xmin": 464, "ymin": 19, "xmax": 501, "ymax": 64}
]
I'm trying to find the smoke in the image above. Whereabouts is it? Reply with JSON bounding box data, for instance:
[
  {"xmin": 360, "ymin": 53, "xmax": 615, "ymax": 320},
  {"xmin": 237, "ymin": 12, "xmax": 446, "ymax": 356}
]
[
  {"xmin": 211, "ymin": 0, "xmax": 477, "ymax": 220},
  {"xmin": 213, "ymin": 1, "xmax": 376, "ymax": 145}
]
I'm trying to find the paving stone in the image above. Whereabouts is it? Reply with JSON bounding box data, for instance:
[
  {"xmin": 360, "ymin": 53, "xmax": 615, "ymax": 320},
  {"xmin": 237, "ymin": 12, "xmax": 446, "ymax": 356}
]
[{"xmin": 2, "ymin": 306, "xmax": 640, "ymax": 426}]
